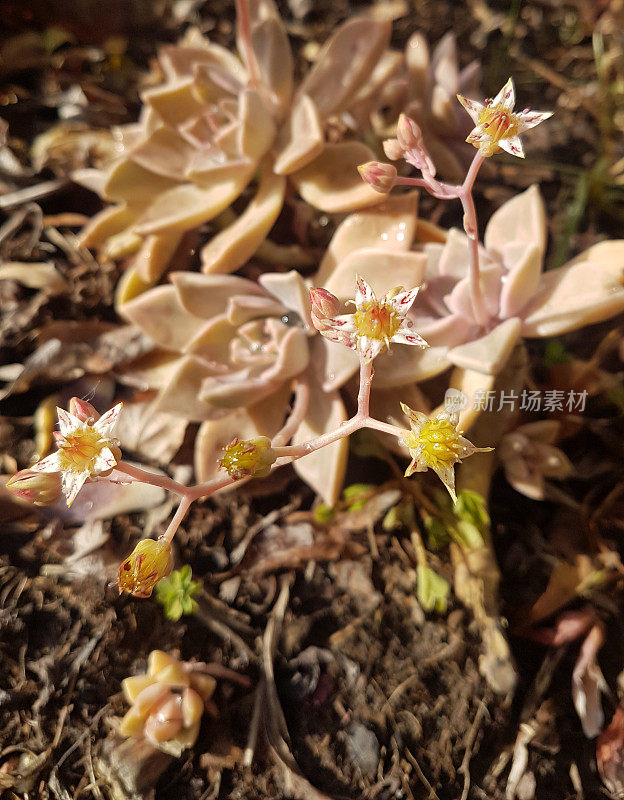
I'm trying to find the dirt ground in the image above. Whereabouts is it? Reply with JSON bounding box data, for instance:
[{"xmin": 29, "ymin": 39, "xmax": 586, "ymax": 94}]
[{"xmin": 1, "ymin": 0, "xmax": 624, "ymax": 798}]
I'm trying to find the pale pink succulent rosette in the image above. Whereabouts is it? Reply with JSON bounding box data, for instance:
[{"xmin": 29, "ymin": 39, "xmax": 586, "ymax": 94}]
[
  {"xmin": 498, "ymin": 420, "xmax": 573, "ymax": 500},
  {"xmin": 119, "ymin": 268, "xmax": 353, "ymax": 504},
  {"xmin": 331, "ymin": 184, "xmax": 624, "ymax": 432},
  {"xmin": 77, "ymin": 0, "xmax": 391, "ymax": 294},
  {"xmin": 352, "ymin": 32, "xmax": 484, "ymax": 181}
]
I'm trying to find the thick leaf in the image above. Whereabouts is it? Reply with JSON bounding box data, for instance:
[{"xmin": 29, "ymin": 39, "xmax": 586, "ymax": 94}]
[
  {"xmin": 142, "ymin": 78, "xmax": 205, "ymax": 127},
  {"xmin": 273, "ymin": 95, "xmax": 324, "ymax": 175},
  {"xmin": 447, "ymin": 318, "xmax": 521, "ymax": 375},
  {"xmin": 134, "ymin": 171, "xmax": 254, "ymax": 236},
  {"xmin": 171, "ymin": 271, "xmax": 263, "ymax": 319},
  {"xmin": 201, "ymin": 159, "xmax": 286, "ymax": 274},
  {"xmin": 120, "ymin": 285, "xmax": 207, "ymax": 351},
  {"xmin": 290, "ymin": 142, "xmax": 382, "ymax": 213},
  {"xmin": 324, "ymin": 248, "xmax": 427, "ymax": 300},
  {"xmin": 315, "ymin": 192, "xmax": 419, "ymax": 285},
  {"xmin": 522, "ymin": 241, "xmax": 624, "ymax": 337},
  {"xmin": 292, "ymin": 380, "xmax": 349, "ymax": 505},
  {"xmin": 133, "ymin": 232, "xmax": 184, "ymax": 282},
  {"xmin": 296, "ymin": 18, "xmax": 391, "ymax": 119},
  {"xmin": 484, "ymin": 184, "xmax": 547, "ymax": 257}
]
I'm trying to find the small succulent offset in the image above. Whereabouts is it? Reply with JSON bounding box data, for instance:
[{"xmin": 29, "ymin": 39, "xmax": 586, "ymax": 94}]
[
  {"xmin": 119, "ymin": 650, "xmax": 216, "ymax": 756},
  {"xmin": 155, "ymin": 566, "xmax": 201, "ymax": 621}
]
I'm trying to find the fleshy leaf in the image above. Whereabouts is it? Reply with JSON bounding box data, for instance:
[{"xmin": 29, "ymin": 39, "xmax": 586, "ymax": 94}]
[
  {"xmin": 296, "ymin": 18, "xmax": 391, "ymax": 119},
  {"xmin": 171, "ymin": 272, "xmax": 263, "ymax": 319},
  {"xmin": 120, "ymin": 286, "xmax": 208, "ymax": 352},
  {"xmin": 290, "ymin": 142, "xmax": 383, "ymax": 213},
  {"xmin": 521, "ymin": 241, "xmax": 624, "ymax": 337},
  {"xmin": 273, "ymin": 94, "xmax": 324, "ymax": 175},
  {"xmin": 447, "ymin": 318, "xmax": 522, "ymax": 375},
  {"xmin": 484, "ymin": 185, "xmax": 547, "ymax": 257},
  {"xmin": 316, "ymin": 192, "xmax": 419, "ymax": 285},
  {"xmin": 134, "ymin": 171, "xmax": 255, "ymax": 236},
  {"xmin": 324, "ymin": 249, "xmax": 427, "ymax": 301},
  {"xmin": 292, "ymin": 383, "xmax": 349, "ymax": 506},
  {"xmin": 201, "ymin": 159, "xmax": 286, "ymax": 274}
]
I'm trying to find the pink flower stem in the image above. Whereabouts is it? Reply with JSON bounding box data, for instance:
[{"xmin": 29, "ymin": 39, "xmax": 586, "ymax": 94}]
[
  {"xmin": 114, "ymin": 359, "xmax": 409, "ymax": 544},
  {"xmin": 396, "ymin": 150, "xmax": 487, "ymax": 327},
  {"xmin": 234, "ymin": 0, "xmax": 260, "ymax": 87},
  {"xmin": 272, "ymin": 376, "xmax": 310, "ymax": 447},
  {"xmin": 114, "ymin": 462, "xmax": 191, "ymax": 497},
  {"xmin": 161, "ymin": 496, "xmax": 192, "ymax": 544},
  {"xmin": 457, "ymin": 152, "xmax": 488, "ymax": 327}
]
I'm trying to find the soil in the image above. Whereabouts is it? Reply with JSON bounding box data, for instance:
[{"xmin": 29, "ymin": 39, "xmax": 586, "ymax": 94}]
[{"xmin": 1, "ymin": 1, "xmax": 624, "ymax": 799}]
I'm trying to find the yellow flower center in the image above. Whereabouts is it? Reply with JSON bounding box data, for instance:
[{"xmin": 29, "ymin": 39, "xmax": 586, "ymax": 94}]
[
  {"xmin": 477, "ymin": 104, "xmax": 520, "ymax": 155},
  {"xmin": 58, "ymin": 427, "xmax": 108, "ymax": 474},
  {"xmin": 406, "ymin": 418, "xmax": 463, "ymax": 470},
  {"xmin": 353, "ymin": 300, "xmax": 402, "ymax": 342}
]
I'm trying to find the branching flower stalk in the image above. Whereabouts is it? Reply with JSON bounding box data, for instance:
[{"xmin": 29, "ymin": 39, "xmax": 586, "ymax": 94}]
[
  {"xmin": 359, "ymin": 77, "xmax": 552, "ymax": 329},
  {"xmin": 7, "ymin": 276, "xmax": 490, "ymax": 599}
]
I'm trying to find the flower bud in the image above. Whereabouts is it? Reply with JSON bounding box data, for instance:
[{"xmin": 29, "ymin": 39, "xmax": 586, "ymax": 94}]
[
  {"xmin": 383, "ymin": 138, "xmax": 404, "ymax": 161},
  {"xmin": 6, "ymin": 469, "xmax": 62, "ymax": 506},
  {"xmin": 218, "ymin": 436, "xmax": 276, "ymax": 480},
  {"xmin": 396, "ymin": 113, "xmax": 424, "ymax": 151},
  {"xmin": 118, "ymin": 538, "xmax": 174, "ymax": 598},
  {"xmin": 357, "ymin": 161, "xmax": 397, "ymax": 194},
  {"xmin": 69, "ymin": 397, "xmax": 101, "ymax": 423},
  {"xmin": 309, "ymin": 287, "xmax": 340, "ymax": 333}
]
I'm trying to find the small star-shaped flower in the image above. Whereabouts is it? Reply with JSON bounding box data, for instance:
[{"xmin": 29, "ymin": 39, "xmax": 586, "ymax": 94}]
[
  {"xmin": 310, "ymin": 276, "xmax": 428, "ymax": 363},
  {"xmin": 401, "ymin": 404, "xmax": 492, "ymax": 502},
  {"xmin": 30, "ymin": 400, "xmax": 123, "ymax": 506},
  {"xmin": 457, "ymin": 77, "xmax": 553, "ymax": 159}
]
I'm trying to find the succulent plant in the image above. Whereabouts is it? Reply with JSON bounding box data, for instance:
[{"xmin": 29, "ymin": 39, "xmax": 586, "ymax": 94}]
[
  {"xmin": 76, "ymin": 0, "xmax": 393, "ymax": 300},
  {"xmin": 118, "ymin": 193, "xmax": 437, "ymax": 504},
  {"xmin": 119, "ymin": 650, "xmax": 215, "ymax": 756}
]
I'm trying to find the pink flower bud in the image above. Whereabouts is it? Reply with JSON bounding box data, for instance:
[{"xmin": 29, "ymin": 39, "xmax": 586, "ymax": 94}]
[
  {"xmin": 309, "ymin": 288, "xmax": 340, "ymax": 319},
  {"xmin": 69, "ymin": 397, "xmax": 100, "ymax": 423},
  {"xmin": 357, "ymin": 161, "xmax": 397, "ymax": 194},
  {"xmin": 383, "ymin": 138, "xmax": 403, "ymax": 161},
  {"xmin": 396, "ymin": 113, "xmax": 424, "ymax": 151},
  {"xmin": 6, "ymin": 469, "xmax": 62, "ymax": 506}
]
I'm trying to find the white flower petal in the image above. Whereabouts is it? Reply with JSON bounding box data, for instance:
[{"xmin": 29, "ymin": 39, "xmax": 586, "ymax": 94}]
[
  {"xmin": 391, "ymin": 328, "xmax": 429, "ymax": 348},
  {"xmin": 94, "ymin": 402, "xmax": 123, "ymax": 436},
  {"xmin": 518, "ymin": 110, "xmax": 553, "ymax": 131},
  {"xmin": 390, "ymin": 286, "xmax": 420, "ymax": 315},
  {"xmin": 498, "ymin": 135, "xmax": 525, "ymax": 158},
  {"xmin": 93, "ymin": 446, "xmax": 119, "ymax": 475},
  {"xmin": 456, "ymin": 94, "xmax": 484, "ymax": 125},
  {"xmin": 30, "ymin": 452, "xmax": 63, "ymax": 473},
  {"xmin": 466, "ymin": 126, "xmax": 490, "ymax": 144},
  {"xmin": 63, "ymin": 470, "xmax": 89, "ymax": 507},
  {"xmin": 57, "ymin": 407, "xmax": 82, "ymax": 436},
  {"xmin": 355, "ymin": 274, "xmax": 375, "ymax": 306},
  {"xmin": 492, "ymin": 77, "xmax": 515, "ymax": 111}
]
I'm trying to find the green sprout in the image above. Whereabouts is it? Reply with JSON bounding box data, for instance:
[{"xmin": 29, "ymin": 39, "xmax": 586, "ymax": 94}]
[{"xmin": 155, "ymin": 566, "xmax": 201, "ymax": 622}]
